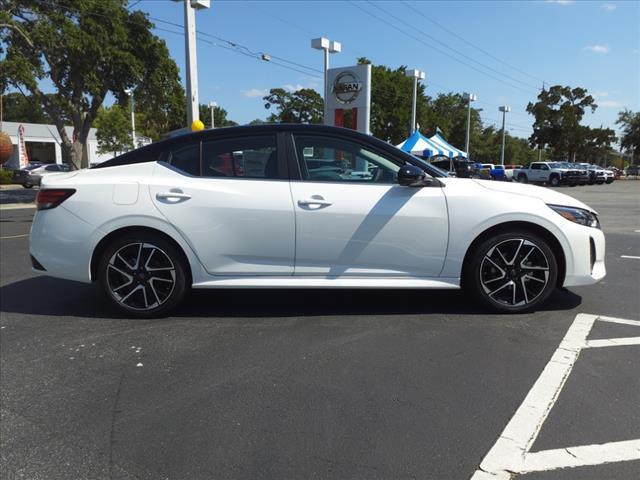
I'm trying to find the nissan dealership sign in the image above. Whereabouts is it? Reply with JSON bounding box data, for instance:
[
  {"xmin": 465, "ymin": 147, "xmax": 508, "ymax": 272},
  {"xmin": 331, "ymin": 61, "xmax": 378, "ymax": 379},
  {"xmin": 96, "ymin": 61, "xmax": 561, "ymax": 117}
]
[{"xmin": 325, "ymin": 64, "xmax": 371, "ymax": 134}]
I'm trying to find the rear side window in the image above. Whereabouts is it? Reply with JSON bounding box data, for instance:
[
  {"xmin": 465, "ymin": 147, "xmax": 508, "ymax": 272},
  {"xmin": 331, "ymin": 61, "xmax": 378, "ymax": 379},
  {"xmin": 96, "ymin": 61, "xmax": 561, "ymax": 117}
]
[
  {"xmin": 202, "ymin": 135, "xmax": 280, "ymax": 179},
  {"xmin": 168, "ymin": 143, "xmax": 200, "ymax": 176},
  {"xmin": 531, "ymin": 164, "xmax": 541, "ymax": 170}
]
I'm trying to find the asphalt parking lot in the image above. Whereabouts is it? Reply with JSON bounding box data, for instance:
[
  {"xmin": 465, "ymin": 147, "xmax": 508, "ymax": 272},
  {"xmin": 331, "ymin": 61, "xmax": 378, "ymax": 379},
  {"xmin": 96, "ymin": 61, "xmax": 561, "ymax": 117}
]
[{"xmin": 1, "ymin": 181, "xmax": 638, "ymax": 479}]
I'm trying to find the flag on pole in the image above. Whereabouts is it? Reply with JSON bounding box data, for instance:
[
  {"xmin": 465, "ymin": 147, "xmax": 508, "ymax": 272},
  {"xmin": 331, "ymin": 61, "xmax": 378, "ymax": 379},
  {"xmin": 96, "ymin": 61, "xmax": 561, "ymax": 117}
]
[{"xmin": 18, "ymin": 124, "xmax": 29, "ymax": 168}]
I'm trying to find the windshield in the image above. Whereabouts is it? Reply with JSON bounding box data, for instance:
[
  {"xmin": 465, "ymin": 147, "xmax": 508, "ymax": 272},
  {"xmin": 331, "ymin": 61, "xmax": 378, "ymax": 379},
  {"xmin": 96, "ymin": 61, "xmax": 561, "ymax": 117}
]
[{"xmin": 548, "ymin": 162, "xmax": 565, "ymax": 169}]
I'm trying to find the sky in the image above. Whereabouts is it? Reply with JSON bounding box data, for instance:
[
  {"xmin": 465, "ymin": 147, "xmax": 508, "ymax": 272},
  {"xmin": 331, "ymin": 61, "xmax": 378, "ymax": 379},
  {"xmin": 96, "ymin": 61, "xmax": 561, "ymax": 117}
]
[{"xmin": 37, "ymin": 0, "xmax": 640, "ymax": 142}]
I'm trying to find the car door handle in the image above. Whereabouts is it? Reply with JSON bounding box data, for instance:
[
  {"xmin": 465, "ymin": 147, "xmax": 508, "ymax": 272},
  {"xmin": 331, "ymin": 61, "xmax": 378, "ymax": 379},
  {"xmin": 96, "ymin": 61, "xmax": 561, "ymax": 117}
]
[
  {"xmin": 156, "ymin": 190, "xmax": 191, "ymax": 202},
  {"xmin": 298, "ymin": 197, "xmax": 333, "ymax": 207}
]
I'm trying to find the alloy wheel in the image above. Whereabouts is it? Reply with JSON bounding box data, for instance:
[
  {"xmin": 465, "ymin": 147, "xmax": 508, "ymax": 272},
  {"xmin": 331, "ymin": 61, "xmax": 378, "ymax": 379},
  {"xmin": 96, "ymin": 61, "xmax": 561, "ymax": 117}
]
[
  {"xmin": 480, "ymin": 238, "xmax": 550, "ymax": 307},
  {"xmin": 106, "ymin": 242, "xmax": 176, "ymax": 311}
]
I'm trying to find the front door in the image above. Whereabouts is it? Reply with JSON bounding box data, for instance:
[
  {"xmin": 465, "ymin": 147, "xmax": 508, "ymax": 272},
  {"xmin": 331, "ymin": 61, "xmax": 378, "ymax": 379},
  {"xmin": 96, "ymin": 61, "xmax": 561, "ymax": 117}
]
[
  {"xmin": 149, "ymin": 134, "xmax": 295, "ymax": 276},
  {"xmin": 288, "ymin": 133, "xmax": 449, "ymax": 277}
]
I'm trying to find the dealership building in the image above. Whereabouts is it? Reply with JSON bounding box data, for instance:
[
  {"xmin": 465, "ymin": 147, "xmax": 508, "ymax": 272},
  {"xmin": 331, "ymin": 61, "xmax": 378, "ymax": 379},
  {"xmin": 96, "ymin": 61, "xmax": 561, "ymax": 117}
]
[{"xmin": 3, "ymin": 121, "xmax": 114, "ymax": 169}]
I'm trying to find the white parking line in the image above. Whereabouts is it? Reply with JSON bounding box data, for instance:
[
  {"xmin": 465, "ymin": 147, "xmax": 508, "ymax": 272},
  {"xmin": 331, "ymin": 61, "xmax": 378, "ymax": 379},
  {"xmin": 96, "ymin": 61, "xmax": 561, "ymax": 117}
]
[
  {"xmin": 0, "ymin": 234, "xmax": 29, "ymax": 240},
  {"xmin": 470, "ymin": 313, "xmax": 640, "ymax": 479},
  {"xmin": 620, "ymin": 255, "xmax": 640, "ymax": 259}
]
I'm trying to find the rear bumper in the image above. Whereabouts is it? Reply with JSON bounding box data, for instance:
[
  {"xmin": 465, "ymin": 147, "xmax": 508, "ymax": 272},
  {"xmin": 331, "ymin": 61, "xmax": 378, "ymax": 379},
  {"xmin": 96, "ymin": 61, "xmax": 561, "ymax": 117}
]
[{"xmin": 29, "ymin": 206, "xmax": 95, "ymax": 283}]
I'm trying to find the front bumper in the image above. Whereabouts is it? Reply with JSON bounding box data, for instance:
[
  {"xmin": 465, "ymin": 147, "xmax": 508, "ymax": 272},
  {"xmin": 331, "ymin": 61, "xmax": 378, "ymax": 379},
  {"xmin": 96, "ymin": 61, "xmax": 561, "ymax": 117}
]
[{"xmin": 562, "ymin": 224, "xmax": 606, "ymax": 287}]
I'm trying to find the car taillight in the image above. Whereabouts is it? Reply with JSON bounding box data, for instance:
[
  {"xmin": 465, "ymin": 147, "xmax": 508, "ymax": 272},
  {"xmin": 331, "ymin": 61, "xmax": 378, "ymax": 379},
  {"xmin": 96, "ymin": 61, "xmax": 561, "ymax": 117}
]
[{"xmin": 36, "ymin": 189, "xmax": 76, "ymax": 210}]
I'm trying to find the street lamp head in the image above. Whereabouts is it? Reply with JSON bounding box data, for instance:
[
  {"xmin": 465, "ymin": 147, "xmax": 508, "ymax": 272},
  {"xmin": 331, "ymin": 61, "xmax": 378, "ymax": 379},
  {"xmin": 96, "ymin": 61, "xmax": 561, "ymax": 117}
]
[
  {"xmin": 463, "ymin": 93, "xmax": 477, "ymax": 102},
  {"xmin": 405, "ymin": 69, "xmax": 425, "ymax": 80},
  {"xmin": 499, "ymin": 106, "xmax": 511, "ymax": 113},
  {"xmin": 124, "ymin": 87, "xmax": 134, "ymax": 96},
  {"xmin": 329, "ymin": 40, "xmax": 341, "ymax": 53},
  {"xmin": 209, "ymin": 101, "xmax": 217, "ymax": 108},
  {"xmin": 311, "ymin": 37, "xmax": 330, "ymax": 50}
]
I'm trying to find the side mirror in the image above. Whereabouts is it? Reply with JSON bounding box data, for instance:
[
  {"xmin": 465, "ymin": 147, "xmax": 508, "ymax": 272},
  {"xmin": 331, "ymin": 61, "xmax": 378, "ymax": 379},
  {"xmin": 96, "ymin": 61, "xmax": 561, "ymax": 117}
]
[{"xmin": 398, "ymin": 164, "xmax": 431, "ymax": 187}]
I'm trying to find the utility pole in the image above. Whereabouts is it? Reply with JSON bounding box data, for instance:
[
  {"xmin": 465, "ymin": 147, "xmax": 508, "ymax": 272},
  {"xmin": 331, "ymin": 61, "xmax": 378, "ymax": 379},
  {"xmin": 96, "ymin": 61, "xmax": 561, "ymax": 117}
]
[
  {"xmin": 125, "ymin": 87, "xmax": 136, "ymax": 148},
  {"xmin": 463, "ymin": 93, "xmax": 476, "ymax": 159},
  {"xmin": 175, "ymin": 0, "xmax": 210, "ymax": 128},
  {"xmin": 405, "ymin": 69, "xmax": 425, "ymax": 135},
  {"xmin": 209, "ymin": 101, "xmax": 217, "ymax": 129},
  {"xmin": 311, "ymin": 37, "xmax": 341, "ymax": 123},
  {"xmin": 499, "ymin": 105, "xmax": 511, "ymax": 166}
]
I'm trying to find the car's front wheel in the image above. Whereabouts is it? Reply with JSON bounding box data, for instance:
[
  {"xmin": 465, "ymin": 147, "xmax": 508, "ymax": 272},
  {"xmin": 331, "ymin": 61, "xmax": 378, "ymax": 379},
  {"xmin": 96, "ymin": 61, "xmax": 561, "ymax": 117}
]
[
  {"xmin": 465, "ymin": 231, "xmax": 558, "ymax": 313},
  {"xmin": 98, "ymin": 233, "xmax": 189, "ymax": 318}
]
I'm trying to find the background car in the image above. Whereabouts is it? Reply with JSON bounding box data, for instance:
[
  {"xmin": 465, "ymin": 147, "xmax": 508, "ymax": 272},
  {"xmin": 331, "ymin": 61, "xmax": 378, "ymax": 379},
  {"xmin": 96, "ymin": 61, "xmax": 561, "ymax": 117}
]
[{"xmin": 12, "ymin": 163, "xmax": 72, "ymax": 188}]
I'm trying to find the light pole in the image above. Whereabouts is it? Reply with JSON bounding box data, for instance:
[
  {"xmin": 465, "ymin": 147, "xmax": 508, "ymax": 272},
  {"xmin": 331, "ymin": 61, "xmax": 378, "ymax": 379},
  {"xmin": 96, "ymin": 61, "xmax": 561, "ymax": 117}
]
[
  {"xmin": 311, "ymin": 37, "xmax": 341, "ymax": 123},
  {"xmin": 463, "ymin": 93, "xmax": 476, "ymax": 158},
  {"xmin": 209, "ymin": 101, "xmax": 217, "ymax": 129},
  {"xmin": 125, "ymin": 87, "xmax": 136, "ymax": 148},
  {"xmin": 174, "ymin": 0, "xmax": 210, "ymax": 128},
  {"xmin": 405, "ymin": 69, "xmax": 425, "ymax": 135},
  {"xmin": 499, "ymin": 105, "xmax": 511, "ymax": 166}
]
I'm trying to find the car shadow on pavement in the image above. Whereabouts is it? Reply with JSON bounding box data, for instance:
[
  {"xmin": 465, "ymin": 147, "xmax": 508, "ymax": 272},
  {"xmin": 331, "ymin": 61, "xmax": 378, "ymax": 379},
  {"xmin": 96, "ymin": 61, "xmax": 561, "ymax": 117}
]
[{"xmin": 0, "ymin": 276, "xmax": 583, "ymax": 319}]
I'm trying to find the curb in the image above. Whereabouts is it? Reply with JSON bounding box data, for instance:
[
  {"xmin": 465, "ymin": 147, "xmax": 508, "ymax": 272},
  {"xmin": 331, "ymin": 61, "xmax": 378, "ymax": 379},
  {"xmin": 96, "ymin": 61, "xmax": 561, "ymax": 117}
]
[{"xmin": 0, "ymin": 204, "xmax": 36, "ymax": 210}]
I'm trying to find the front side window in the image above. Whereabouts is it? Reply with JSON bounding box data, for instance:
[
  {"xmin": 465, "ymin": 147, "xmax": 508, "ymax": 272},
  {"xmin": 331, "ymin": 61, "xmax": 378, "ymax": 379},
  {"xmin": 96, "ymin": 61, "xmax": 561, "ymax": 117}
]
[
  {"xmin": 293, "ymin": 135, "xmax": 400, "ymax": 183},
  {"xmin": 202, "ymin": 135, "xmax": 280, "ymax": 179},
  {"xmin": 168, "ymin": 143, "xmax": 200, "ymax": 176}
]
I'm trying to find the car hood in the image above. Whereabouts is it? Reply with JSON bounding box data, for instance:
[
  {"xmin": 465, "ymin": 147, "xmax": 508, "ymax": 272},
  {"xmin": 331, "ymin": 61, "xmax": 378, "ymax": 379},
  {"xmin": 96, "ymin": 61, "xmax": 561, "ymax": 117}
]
[{"xmin": 443, "ymin": 178, "xmax": 596, "ymax": 213}]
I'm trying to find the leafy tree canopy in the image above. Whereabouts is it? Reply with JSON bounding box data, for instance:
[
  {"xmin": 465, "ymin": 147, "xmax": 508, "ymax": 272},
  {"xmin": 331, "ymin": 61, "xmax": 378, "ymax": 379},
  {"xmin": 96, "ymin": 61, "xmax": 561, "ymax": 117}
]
[
  {"xmin": 616, "ymin": 109, "xmax": 640, "ymax": 162},
  {"xmin": 94, "ymin": 104, "xmax": 132, "ymax": 156},
  {"xmin": 198, "ymin": 103, "xmax": 238, "ymax": 128},
  {"xmin": 263, "ymin": 88, "xmax": 323, "ymax": 124},
  {"xmin": 1, "ymin": 92, "xmax": 51, "ymax": 124},
  {"xmin": 1, "ymin": 0, "xmax": 186, "ymax": 168}
]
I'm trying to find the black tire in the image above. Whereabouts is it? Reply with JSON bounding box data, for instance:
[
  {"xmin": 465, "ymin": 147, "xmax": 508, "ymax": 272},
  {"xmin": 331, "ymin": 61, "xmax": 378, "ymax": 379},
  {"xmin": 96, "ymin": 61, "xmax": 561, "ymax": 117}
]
[
  {"xmin": 23, "ymin": 183, "xmax": 33, "ymax": 189},
  {"xmin": 490, "ymin": 174, "xmax": 496, "ymax": 181},
  {"xmin": 97, "ymin": 232, "xmax": 189, "ymax": 318},
  {"xmin": 605, "ymin": 179, "xmax": 613, "ymax": 184},
  {"xmin": 549, "ymin": 175, "xmax": 560, "ymax": 187},
  {"xmin": 464, "ymin": 230, "xmax": 558, "ymax": 313},
  {"xmin": 517, "ymin": 173, "xmax": 528, "ymax": 183}
]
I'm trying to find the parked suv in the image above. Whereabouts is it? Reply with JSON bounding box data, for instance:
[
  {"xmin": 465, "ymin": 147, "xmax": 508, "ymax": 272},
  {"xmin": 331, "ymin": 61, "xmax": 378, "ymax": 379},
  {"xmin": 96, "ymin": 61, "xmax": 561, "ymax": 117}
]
[{"xmin": 514, "ymin": 162, "xmax": 581, "ymax": 187}]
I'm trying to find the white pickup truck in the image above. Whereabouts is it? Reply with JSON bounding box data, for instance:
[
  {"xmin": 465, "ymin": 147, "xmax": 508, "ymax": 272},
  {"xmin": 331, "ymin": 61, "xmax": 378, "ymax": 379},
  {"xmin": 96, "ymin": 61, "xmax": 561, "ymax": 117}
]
[{"xmin": 513, "ymin": 162, "xmax": 583, "ymax": 187}]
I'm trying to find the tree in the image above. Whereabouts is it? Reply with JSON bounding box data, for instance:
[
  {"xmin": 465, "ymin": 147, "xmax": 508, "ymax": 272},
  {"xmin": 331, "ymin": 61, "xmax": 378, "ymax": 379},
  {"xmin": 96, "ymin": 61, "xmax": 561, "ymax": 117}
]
[
  {"xmin": 526, "ymin": 85, "xmax": 597, "ymax": 161},
  {"xmin": 263, "ymin": 88, "xmax": 323, "ymax": 124},
  {"xmin": 198, "ymin": 104, "xmax": 238, "ymax": 128},
  {"xmin": 2, "ymin": 0, "xmax": 186, "ymax": 168},
  {"xmin": 94, "ymin": 104, "xmax": 133, "ymax": 157},
  {"xmin": 1, "ymin": 92, "xmax": 51, "ymax": 123},
  {"xmin": 616, "ymin": 109, "xmax": 640, "ymax": 163}
]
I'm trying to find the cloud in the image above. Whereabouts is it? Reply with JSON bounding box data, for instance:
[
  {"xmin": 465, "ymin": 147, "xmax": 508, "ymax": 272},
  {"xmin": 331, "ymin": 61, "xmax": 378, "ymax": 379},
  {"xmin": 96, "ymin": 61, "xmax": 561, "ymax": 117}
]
[
  {"xmin": 584, "ymin": 44, "xmax": 609, "ymax": 54},
  {"xmin": 598, "ymin": 100, "xmax": 622, "ymax": 108},
  {"xmin": 601, "ymin": 3, "xmax": 616, "ymax": 11},
  {"xmin": 241, "ymin": 88, "xmax": 269, "ymax": 98},
  {"xmin": 283, "ymin": 84, "xmax": 305, "ymax": 93}
]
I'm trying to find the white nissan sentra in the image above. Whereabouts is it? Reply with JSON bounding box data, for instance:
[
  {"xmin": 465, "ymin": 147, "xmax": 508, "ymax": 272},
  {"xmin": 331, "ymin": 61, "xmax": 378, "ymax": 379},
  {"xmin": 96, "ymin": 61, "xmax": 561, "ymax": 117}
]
[{"xmin": 30, "ymin": 124, "xmax": 605, "ymax": 317}]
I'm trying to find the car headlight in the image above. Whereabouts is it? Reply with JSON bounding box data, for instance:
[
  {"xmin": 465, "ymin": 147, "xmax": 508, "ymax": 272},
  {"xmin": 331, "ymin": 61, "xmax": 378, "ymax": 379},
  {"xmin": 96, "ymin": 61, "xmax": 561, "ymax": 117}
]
[{"xmin": 548, "ymin": 204, "xmax": 600, "ymax": 229}]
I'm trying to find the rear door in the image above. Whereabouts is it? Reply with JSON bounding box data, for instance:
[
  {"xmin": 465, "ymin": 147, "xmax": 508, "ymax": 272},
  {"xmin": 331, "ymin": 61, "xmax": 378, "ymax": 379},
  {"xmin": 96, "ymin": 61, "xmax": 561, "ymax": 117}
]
[
  {"xmin": 149, "ymin": 133, "xmax": 295, "ymax": 276},
  {"xmin": 287, "ymin": 132, "xmax": 449, "ymax": 277}
]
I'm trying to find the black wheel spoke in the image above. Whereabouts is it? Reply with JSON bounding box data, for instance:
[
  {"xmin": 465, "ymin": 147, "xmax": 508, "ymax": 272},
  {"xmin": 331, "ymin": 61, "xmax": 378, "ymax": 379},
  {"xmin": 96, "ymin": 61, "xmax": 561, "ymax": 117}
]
[
  {"xmin": 480, "ymin": 238, "xmax": 550, "ymax": 306},
  {"xmin": 107, "ymin": 242, "xmax": 176, "ymax": 311}
]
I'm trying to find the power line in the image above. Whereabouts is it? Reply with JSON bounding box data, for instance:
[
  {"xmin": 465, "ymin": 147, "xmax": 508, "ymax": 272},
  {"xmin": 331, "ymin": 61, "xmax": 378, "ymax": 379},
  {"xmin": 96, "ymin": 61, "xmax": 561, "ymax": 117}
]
[
  {"xmin": 349, "ymin": 1, "xmax": 538, "ymax": 96},
  {"xmin": 401, "ymin": 0, "xmax": 546, "ymax": 85},
  {"xmin": 363, "ymin": 1, "xmax": 541, "ymax": 92}
]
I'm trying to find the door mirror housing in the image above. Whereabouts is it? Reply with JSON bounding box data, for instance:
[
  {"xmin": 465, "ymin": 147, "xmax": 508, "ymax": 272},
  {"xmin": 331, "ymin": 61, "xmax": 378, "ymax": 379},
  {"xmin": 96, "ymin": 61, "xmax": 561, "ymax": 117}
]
[{"xmin": 398, "ymin": 164, "xmax": 431, "ymax": 187}]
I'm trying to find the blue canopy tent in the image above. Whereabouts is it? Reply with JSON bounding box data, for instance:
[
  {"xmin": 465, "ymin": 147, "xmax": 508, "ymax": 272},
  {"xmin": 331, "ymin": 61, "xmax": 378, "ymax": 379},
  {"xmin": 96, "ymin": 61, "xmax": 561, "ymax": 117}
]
[
  {"xmin": 428, "ymin": 133, "xmax": 467, "ymax": 158},
  {"xmin": 396, "ymin": 131, "xmax": 451, "ymax": 158}
]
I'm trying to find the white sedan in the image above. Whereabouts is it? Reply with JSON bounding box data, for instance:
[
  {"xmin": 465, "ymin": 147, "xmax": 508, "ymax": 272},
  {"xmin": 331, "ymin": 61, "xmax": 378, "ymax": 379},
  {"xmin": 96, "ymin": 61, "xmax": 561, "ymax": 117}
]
[{"xmin": 30, "ymin": 125, "xmax": 605, "ymax": 317}]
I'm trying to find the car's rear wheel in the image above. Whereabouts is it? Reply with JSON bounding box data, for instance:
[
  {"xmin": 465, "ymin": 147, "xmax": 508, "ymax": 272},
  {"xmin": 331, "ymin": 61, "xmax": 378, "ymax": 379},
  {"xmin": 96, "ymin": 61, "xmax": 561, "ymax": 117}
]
[
  {"xmin": 98, "ymin": 233, "xmax": 189, "ymax": 318},
  {"xmin": 466, "ymin": 231, "xmax": 558, "ymax": 313},
  {"xmin": 23, "ymin": 183, "xmax": 33, "ymax": 189},
  {"xmin": 517, "ymin": 173, "xmax": 528, "ymax": 183}
]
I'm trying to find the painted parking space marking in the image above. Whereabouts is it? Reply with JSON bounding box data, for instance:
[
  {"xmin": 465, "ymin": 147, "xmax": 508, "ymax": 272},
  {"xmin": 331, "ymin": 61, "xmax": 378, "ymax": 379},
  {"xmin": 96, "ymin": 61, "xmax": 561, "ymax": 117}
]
[
  {"xmin": 0, "ymin": 234, "xmax": 29, "ymax": 240},
  {"xmin": 620, "ymin": 255, "xmax": 640, "ymax": 260},
  {"xmin": 470, "ymin": 313, "xmax": 640, "ymax": 479}
]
